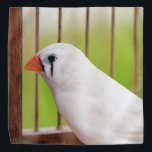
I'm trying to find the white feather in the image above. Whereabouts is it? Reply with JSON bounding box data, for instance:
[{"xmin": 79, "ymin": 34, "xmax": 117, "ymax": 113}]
[{"xmin": 38, "ymin": 43, "xmax": 143, "ymax": 145}]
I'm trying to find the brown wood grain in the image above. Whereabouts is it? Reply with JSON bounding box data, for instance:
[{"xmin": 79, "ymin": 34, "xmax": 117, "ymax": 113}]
[
  {"xmin": 8, "ymin": 7, "xmax": 22, "ymax": 143},
  {"xmin": 22, "ymin": 131, "xmax": 82, "ymax": 145}
]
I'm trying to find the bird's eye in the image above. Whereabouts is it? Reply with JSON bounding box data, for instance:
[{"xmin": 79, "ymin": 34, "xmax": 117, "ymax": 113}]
[{"xmin": 48, "ymin": 54, "xmax": 57, "ymax": 63}]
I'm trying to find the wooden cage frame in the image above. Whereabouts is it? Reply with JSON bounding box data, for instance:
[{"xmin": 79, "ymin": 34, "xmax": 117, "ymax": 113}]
[{"xmin": 8, "ymin": 7, "xmax": 139, "ymax": 144}]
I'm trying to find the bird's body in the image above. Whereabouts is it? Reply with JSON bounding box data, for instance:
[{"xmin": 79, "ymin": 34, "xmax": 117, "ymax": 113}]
[{"xmin": 24, "ymin": 43, "xmax": 143, "ymax": 145}]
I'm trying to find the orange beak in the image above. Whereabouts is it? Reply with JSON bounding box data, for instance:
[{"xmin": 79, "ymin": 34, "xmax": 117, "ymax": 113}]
[{"xmin": 24, "ymin": 54, "xmax": 44, "ymax": 72}]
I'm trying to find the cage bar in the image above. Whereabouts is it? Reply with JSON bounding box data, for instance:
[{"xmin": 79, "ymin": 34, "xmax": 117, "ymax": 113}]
[
  {"xmin": 110, "ymin": 7, "xmax": 115, "ymax": 78},
  {"xmin": 134, "ymin": 7, "xmax": 138, "ymax": 95},
  {"xmin": 8, "ymin": 7, "xmax": 22, "ymax": 143},
  {"xmin": 35, "ymin": 7, "xmax": 39, "ymax": 131},
  {"xmin": 57, "ymin": 8, "xmax": 62, "ymax": 129},
  {"xmin": 85, "ymin": 7, "xmax": 90, "ymax": 57},
  {"xmin": 58, "ymin": 8, "xmax": 62, "ymax": 43}
]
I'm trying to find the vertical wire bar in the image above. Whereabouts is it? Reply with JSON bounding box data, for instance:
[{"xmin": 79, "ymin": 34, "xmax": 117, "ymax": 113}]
[
  {"xmin": 57, "ymin": 8, "xmax": 62, "ymax": 129},
  {"xmin": 35, "ymin": 7, "xmax": 39, "ymax": 131},
  {"xmin": 134, "ymin": 7, "xmax": 138, "ymax": 94},
  {"xmin": 85, "ymin": 7, "xmax": 90, "ymax": 57},
  {"xmin": 110, "ymin": 7, "xmax": 115, "ymax": 78},
  {"xmin": 58, "ymin": 8, "xmax": 62, "ymax": 43}
]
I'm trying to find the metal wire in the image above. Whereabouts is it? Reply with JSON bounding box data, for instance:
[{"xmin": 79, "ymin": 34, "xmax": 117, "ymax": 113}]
[
  {"xmin": 35, "ymin": 7, "xmax": 39, "ymax": 131},
  {"xmin": 134, "ymin": 7, "xmax": 138, "ymax": 95},
  {"xmin": 85, "ymin": 7, "xmax": 90, "ymax": 57},
  {"xmin": 58, "ymin": 8, "xmax": 62, "ymax": 43},
  {"xmin": 57, "ymin": 8, "xmax": 62, "ymax": 129},
  {"xmin": 110, "ymin": 7, "xmax": 115, "ymax": 78}
]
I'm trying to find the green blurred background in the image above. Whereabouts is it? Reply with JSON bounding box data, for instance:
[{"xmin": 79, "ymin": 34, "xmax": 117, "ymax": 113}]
[{"xmin": 22, "ymin": 7, "xmax": 143, "ymax": 129}]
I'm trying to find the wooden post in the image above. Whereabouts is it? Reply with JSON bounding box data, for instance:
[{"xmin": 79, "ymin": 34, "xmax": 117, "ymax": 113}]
[
  {"xmin": 8, "ymin": 7, "xmax": 22, "ymax": 143},
  {"xmin": 35, "ymin": 7, "xmax": 39, "ymax": 131},
  {"xmin": 110, "ymin": 7, "xmax": 115, "ymax": 78},
  {"xmin": 134, "ymin": 7, "xmax": 138, "ymax": 95},
  {"xmin": 57, "ymin": 8, "xmax": 62, "ymax": 129},
  {"xmin": 85, "ymin": 7, "xmax": 90, "ymax": 57}
]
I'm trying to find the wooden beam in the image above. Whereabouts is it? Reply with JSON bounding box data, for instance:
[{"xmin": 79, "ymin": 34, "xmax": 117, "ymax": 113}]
[
  {"xmin": 22, "ymin": 132, "xmax": 83, "ymax": 144},
  {"xmin": 8, "ymin": 7, "xmax": 22, "ymax": 143},
  {"xmin": 22, "ymin": 127, "xmax": 83, "ymax": 144}
]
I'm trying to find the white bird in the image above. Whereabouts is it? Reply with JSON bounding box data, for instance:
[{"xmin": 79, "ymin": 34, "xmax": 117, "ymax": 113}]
[{"xmin": 24, "ymin": 43, "xmax": 143, "ymax": 145}]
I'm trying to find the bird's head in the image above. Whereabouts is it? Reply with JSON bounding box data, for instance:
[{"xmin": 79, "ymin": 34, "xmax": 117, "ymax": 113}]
[{"xmin": 24, "ymin": 43, "xmax": 87, "ymax": 89}]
